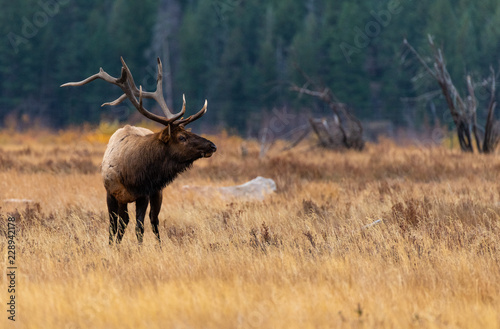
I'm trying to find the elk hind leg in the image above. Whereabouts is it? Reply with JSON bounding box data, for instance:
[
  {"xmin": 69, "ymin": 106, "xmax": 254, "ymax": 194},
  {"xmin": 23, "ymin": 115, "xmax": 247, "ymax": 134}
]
[
  {"xmin": 116, "ymin": 202, "xmax": 129, "ymax": 243},
  {"xmin": 149, "ymin": 190, "xmax": 162, "ymax": 244},
  {"xmin": 135, "ymin": 196, "xmax": 149, "ymax": 244},
  {"xmin": 107, "ymin": 192, "xmax": 119, "ymax": 245}
]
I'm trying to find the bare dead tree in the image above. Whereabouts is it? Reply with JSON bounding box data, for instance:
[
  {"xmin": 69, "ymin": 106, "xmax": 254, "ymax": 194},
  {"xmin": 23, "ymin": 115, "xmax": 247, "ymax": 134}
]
[
  {"xmin": 481, "ymin": 68, "xmax": 500, "ymax": 153},
  {"xmin": 403, "ymin": 35, "xmax": 499, "ymax": 153},
  {"xmin": 290, "ymin": 68, "xmax": 364, "ymax": 151}
]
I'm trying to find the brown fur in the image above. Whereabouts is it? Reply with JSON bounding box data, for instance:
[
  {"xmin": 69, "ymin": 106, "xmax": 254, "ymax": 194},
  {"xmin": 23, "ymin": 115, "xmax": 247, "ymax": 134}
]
[{"xmin": 102, "ymin": 124, "xmax": 216, "ymax": 244}]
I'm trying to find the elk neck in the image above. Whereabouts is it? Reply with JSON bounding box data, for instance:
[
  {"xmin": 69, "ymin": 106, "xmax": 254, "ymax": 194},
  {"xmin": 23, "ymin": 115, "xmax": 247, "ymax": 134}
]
[{"xmin": 124, "ymin": 133, "xmax": 194, "ymax": 197}]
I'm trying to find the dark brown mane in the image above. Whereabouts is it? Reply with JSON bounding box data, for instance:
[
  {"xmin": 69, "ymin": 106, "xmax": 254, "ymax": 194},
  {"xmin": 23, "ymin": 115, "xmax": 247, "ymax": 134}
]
[{"xmin": 121, "ymin": 133, "xmax": 194, "ymax": 197}]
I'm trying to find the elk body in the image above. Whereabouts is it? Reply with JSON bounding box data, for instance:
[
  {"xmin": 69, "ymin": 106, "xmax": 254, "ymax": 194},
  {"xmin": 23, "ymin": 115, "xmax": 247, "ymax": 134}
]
[{"xmin": 62, "ymin": 58, "xmax": 216, "ymax": 244}]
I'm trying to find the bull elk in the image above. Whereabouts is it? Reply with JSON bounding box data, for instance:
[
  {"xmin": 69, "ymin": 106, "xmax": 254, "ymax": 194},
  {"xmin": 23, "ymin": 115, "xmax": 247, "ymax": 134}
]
[{"xmin": 61, "ymin": 57, "xmax": 216, "ymax": 245}]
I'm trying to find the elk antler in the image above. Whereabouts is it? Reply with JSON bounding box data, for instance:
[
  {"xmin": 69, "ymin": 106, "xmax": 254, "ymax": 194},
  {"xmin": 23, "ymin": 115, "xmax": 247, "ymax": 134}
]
[
  {"xmin": 174, "ymin": 100, "xmax": 207, "ymax": 126},
  {"xmin": 61, "ymin": 57, "xmax": 208, "ymax": 126}
]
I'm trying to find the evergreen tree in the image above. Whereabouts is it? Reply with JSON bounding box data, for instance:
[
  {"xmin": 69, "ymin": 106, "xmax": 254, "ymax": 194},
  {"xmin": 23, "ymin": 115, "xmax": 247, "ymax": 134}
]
[{"xmin": 1, "ymin": 0, "xmax": 500, "ymax": 131}]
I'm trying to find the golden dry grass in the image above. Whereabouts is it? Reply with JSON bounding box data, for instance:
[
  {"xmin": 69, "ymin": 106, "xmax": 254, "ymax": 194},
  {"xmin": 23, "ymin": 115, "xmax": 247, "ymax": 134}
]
[{"xmin": 1, "ymin": 129, "xmax": 500, "ymax": 328}]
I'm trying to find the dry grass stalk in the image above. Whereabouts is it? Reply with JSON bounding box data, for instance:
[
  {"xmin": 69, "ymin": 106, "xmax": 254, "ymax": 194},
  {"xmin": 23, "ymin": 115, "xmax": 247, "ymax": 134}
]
[{"xmin": 0, "ymin": 131, "xmax": 499, "ymax": 328}]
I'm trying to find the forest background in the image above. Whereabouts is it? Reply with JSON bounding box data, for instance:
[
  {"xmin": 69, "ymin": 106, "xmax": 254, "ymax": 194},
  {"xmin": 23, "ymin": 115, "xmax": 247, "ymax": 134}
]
[{"xmin": 2, "ymin": 0, "xmax": 500, "ymax": 137}]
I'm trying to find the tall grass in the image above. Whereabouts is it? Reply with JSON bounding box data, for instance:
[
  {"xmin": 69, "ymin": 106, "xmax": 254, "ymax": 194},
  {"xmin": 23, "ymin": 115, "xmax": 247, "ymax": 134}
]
[{"xmin": 1, "ymin": 130, "xmax": 499, "ymax": 328}]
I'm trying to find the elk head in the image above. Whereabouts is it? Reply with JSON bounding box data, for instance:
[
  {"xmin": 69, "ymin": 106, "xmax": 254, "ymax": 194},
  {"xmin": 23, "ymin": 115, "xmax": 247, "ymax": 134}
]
[
  {"xmin": 61, "ymin": 57, "xmax": 216, "ymax": 160},
  {"xmin": 161, "ymin": 123, "xmax": 216, "ymax": 163}
]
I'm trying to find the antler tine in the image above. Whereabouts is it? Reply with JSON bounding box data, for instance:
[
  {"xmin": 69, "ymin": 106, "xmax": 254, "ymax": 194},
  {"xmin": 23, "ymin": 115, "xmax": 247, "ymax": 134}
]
[
  {"xmin": 175, "ymin": 99, "xmax": 208, "ymax": 125},
  {"xmin": 119, "ymin": 57, "xmax": 139, "ymax": 91},
  {"xmin": 150, "ymin": 58, "xmax": 185, "ymax": 120},
  {"xmin": 152, "ymin": 57, "xmax": 168, "ymax": 114},
  {"xmin": 102, "ymin": 94, "xmax": 128, "ymax": 107},
  {"xmin": 60, "ymin": 67, "xmax": 124, "ymax": 87},
  {"xmin": 139, "ymin": 85, "xmax": 144, "ymax": 110}
]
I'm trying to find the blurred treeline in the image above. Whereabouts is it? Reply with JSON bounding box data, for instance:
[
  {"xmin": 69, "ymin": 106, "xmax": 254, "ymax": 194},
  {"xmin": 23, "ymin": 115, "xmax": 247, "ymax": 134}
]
[{"xmin": 1, "ymin": 0, "xmax": 500, "ymax": 134}]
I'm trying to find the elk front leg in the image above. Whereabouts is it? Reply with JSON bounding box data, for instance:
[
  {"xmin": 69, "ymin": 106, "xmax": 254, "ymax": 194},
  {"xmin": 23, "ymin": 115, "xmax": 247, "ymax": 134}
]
[
  {"xmin": 107, "ymin": 192, "xmax": 119, "ymax": 245},
  {"xmin": 135, "ymin": 196, "xmax": 149, "ymax": 244},
  {"xmin": 116, "ymin": 202, "xmax": 129, "ymax": 243},
  {"xmin": 149, "ymin": 190, "xmax": 162, "ymax": 244}
]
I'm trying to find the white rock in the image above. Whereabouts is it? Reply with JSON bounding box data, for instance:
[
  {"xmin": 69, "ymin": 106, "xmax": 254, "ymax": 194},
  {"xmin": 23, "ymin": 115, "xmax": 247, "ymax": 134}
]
[
  {"xmin": 3, "ymin": 199, "xmax": 35, "ymax": 203},
  {"xmin": 183, "ymin": 176, "xmax": 277, "ymax": 201}
]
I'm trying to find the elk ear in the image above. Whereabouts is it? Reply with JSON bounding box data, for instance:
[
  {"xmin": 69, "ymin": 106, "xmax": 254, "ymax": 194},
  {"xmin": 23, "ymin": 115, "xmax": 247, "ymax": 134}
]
[{"xmin": 159, "ymin": 125, "xmax": 171, "ymax": 143}]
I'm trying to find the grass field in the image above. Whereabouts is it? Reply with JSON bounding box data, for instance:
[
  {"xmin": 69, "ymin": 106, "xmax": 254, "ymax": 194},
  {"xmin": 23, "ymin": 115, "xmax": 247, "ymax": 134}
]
[{"xmin": 1, "ymin": 129, "xmax": 499, "ymax": 328}]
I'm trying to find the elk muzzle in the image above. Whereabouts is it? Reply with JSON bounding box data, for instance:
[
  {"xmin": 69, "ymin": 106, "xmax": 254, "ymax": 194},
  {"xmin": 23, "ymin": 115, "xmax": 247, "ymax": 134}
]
[{"xmin": 202, "ymin": 142, "xmax": 217, "ymax": 158}]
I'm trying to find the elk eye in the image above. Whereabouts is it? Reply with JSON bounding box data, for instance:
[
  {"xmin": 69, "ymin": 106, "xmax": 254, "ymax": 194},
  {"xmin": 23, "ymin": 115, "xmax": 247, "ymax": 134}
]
[{"xmin": 178, "ymin": 135, "xmax": 187, "ymax": 142}]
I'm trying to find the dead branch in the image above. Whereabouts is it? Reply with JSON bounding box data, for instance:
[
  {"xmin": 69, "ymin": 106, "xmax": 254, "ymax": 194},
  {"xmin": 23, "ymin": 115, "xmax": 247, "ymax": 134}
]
[{"xmin": 290, "ymin": 67, "xmax": 364, "ymax": 151}]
